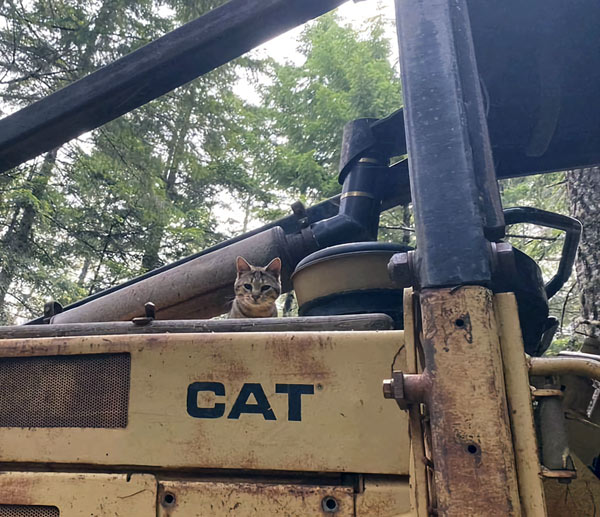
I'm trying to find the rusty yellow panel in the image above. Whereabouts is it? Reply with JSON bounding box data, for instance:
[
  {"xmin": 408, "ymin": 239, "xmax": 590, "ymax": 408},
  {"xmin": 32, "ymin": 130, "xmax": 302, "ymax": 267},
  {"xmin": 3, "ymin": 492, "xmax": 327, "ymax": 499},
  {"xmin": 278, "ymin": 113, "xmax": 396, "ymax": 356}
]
[
  {"xmin": 544, "ymin": 453, "xmax": 600, "ymax": 516},
  {"xmin": 0, "ymin": 472, "xmax": 156, "ymax": 516},
  {"xmin": 157, "ymin": 480, "xmax": 354, "ymax": 516},
  {"xmin": 0, "ymin": 331, "xmax": 408, "ymax": 474},
  {"xmin": 355, "ymin": 476, "xmax": 413, "ymax": 516}
]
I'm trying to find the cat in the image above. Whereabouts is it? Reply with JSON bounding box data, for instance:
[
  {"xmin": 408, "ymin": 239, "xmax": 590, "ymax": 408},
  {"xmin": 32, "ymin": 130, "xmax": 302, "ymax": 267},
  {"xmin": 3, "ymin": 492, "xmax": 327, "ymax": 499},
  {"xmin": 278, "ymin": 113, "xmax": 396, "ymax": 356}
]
[{"xmin": 228, "ymin": 256, "xmax": 282, "ymax": 318}]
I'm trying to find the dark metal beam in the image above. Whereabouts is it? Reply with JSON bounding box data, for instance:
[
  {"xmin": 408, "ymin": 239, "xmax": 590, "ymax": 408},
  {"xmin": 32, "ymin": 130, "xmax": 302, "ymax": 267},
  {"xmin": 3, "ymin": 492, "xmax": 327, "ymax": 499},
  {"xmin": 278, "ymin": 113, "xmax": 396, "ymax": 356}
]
[
  {"xmin": 0, "ymin": 0, "xmax": 346, "ymax": 173},
  {"xmin": 395, "ymin": 0, "xmax": 493, "ymax": 288}
]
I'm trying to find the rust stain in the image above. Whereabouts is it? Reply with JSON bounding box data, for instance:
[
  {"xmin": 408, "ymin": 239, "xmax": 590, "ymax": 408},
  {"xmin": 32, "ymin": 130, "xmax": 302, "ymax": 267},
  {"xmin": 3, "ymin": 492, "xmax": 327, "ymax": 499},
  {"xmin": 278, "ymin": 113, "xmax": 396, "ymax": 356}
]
[
  {"xmin": 117, "ymin": 488, "xmax": 148, "ymax": 499},
  {"xmin": 159, "ymin": 480, "xmax": 354, "ymax": 516},
  {"xmin": 0, "ymin": 473, "xmax": 35, "ymax": 504},
  {"xmin": 421, "ymin": 287, "xmax": 521, "ymax": 515},
  {"xmin": 264, "ymin": 334, "xmax": 333, "ymax": 380}
]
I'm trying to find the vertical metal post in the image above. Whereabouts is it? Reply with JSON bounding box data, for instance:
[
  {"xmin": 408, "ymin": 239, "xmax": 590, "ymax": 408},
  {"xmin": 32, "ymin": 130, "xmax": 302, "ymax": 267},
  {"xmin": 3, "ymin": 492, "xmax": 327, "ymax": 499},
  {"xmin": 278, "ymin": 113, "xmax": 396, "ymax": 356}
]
[
  {"xmin": 395, "ymin": 0, "xmax": 503, "ymax": 288},
  {"xmin": 394, "ymin": 0, "xmax": 521, "ymax": 515}
]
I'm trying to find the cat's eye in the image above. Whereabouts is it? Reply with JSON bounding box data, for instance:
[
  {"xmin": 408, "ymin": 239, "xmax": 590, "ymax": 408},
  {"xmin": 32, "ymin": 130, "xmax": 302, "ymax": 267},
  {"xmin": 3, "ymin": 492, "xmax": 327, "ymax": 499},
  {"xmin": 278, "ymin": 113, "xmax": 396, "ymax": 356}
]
[
  {"xmin": 243, "ymin": 283, "xmax": 252, "ymax": 290},
  {"xmin": 261, "ymin": 285, "xmax": 271, "ymax": 292}
]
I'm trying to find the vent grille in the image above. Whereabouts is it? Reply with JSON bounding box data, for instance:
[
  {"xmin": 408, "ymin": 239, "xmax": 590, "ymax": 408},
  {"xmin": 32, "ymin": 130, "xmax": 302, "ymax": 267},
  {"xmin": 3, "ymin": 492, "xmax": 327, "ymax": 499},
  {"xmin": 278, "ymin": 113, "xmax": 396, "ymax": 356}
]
[
  {"xmin": 0, "ymin": 505, "xmax": 59, "ymax": 517},
  {"xmin": 0, "ymin": 353, "xmax": 130, "ymax": 428}
]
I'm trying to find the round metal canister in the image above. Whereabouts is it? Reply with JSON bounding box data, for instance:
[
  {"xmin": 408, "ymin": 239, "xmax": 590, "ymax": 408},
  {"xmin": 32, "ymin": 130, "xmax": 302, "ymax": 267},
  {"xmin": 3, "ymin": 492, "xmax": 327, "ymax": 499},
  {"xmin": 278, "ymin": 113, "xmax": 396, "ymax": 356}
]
[{"xmin": 292, "ymin": 242, "xmax": 413, "ymax": 327}]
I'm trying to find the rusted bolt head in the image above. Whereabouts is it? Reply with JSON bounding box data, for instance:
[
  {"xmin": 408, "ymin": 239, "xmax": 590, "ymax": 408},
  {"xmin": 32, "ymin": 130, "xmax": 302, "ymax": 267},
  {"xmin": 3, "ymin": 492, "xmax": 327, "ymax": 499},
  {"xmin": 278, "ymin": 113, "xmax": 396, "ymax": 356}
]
[{"xmin": 383, "ymin": 378, "xmax": 395, "ymax": 399}]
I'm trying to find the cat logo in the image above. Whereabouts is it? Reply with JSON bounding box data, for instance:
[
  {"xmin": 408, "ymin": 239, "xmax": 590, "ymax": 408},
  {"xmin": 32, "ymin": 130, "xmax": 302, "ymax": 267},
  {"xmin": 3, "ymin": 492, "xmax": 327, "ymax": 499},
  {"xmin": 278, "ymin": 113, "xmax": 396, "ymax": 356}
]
[{"xmin": 186, "ymin": 382, "xmax": 314, "ymax": 422}]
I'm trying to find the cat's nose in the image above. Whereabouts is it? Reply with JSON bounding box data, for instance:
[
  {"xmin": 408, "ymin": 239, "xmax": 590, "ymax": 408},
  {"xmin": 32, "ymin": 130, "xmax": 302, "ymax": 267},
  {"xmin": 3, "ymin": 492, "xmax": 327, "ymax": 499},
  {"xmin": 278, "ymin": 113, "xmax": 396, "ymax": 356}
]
[{"xmin": 252, "ymin": 294, "xmax": 260, "ymax": 301}]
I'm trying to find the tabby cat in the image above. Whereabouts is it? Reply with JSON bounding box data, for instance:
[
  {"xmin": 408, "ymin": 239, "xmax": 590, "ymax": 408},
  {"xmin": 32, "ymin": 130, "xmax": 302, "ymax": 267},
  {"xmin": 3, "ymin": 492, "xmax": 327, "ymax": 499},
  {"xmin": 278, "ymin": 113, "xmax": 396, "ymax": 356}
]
[{"xmin": 228, "ymin": 256, "xmax": 282, "ymax": 318}]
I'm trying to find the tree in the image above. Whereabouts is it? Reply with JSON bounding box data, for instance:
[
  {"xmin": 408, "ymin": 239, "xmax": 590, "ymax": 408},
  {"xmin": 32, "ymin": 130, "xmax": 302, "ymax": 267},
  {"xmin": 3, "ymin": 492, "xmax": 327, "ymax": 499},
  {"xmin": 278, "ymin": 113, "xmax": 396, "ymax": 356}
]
[
  {"xmin": 256, "ymin": 13, "xmax": 402, "ymax": 207},
  {"xmin": 567, "ymin": 167, "xmax": 600, "ymax": 343},
  {"xmin": 0, "ymin": 0, "xmax": 149, "ymax": 321},
  {"xmin": 0, "ymin": 0, "xmax": 241, "ymax": 322}
]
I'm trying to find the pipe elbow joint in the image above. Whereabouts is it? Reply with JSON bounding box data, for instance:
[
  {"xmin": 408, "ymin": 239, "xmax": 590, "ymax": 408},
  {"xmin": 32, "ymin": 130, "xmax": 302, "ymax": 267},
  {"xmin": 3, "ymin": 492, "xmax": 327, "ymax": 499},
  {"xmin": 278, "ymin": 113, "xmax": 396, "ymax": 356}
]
[{"xmin": 310, "ymin": 214, "xmax": 373, "ymax": 249}]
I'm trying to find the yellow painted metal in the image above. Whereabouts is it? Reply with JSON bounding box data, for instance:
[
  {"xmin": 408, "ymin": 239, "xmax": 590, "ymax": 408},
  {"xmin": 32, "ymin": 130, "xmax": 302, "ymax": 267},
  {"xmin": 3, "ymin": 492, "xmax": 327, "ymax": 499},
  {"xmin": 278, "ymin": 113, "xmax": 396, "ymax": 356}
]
[
  {"xmin": 355, "ymin": 476, "xmax": 413, "ymax": 516},
  {"xmin": 0, "ymin": 472, "xmax": 156, "ymax": 516},
  {"xmin": 495, "ymin": 293, "xmax": 547, "ymax": 517},
  {"xmin": 529, "ymin": 356, "xmax": 600, "ymax": 381},
  {"xmin": 543, "ymin": 453, "xmax": 600, "ymax": 516},
  {"xmin": 402, "ymin": 288, "xmax": 430, "ymax": 517},
  {"xmin": 156, "ymin": 476, "xmax": 412, "ymax": 517},
  {"xmin": 157, "ymin": 480, "xmax": 355, "ymax": 516},
  {"xmin": 293, "ymin": 252, "xmax": 397, "ymax": 306},
  {"xmin": 0, "ymin": 472, "xmax": 415, "ymax": 516},
  {"xmin": 0, "ymin": 331, "xmax": 408, "ymax": 474}
]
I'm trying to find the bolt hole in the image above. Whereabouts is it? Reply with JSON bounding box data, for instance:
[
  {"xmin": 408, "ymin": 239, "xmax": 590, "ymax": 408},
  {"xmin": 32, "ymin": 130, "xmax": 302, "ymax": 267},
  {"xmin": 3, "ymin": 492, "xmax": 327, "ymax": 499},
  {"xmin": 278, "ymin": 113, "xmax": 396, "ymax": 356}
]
[
  {"xmin": 322, "ymin": 495, "xmax": 339, "ymax": 513},
  {"xmin": 467, "ymin": 444, "xmax": 479, "ymax": 454},
  {"xmin": 162, "ymin": 492, "xmax": 176, "ymax": 507},
  {"xmin": 455, "ymin": 318, "xmax": 465, "ymax": 328}
]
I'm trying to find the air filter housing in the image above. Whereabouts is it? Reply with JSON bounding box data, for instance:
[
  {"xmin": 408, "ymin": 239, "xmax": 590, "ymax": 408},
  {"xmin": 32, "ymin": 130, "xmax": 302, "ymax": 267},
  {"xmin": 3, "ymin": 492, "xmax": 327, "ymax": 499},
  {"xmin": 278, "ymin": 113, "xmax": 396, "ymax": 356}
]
[{"xmin": 292, "ymin": 242, "xmax": 413, "ymax": 327}]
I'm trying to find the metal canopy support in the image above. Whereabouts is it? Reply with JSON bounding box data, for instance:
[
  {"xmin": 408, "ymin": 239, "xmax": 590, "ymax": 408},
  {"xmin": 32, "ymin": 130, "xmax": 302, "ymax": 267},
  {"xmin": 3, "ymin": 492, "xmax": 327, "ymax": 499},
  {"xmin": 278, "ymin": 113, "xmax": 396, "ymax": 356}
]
[
  {"xmin": 394, "ymin": 0, "xmax": 521, "ymax": 515},
  {"xmin": 395, "ymin": 0, "xmax": 502, "ymax": 288},
  {"xmin": 0, "ymin": 0, "xmax": 346, "ymax": 173}
]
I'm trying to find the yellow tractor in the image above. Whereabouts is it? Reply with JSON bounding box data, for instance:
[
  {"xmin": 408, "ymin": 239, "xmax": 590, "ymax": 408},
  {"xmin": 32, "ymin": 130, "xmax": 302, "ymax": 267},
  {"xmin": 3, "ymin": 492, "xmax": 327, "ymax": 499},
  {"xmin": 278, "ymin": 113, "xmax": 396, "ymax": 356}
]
[{"xmin": 0, "ymin": 0, "xmax": 599, "ymax": 515}]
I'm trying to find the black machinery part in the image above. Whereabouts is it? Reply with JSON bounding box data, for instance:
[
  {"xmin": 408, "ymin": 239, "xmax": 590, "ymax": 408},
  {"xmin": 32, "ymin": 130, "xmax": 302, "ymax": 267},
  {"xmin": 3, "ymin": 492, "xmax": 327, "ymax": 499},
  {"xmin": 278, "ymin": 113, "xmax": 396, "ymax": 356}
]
[
  {"xmin": 503, "ymin": 207, "xmax": 582, "ymax": 299},
  {"xmin": 494, "ymin": 207, "xmax": 581, "ymax": 356}
]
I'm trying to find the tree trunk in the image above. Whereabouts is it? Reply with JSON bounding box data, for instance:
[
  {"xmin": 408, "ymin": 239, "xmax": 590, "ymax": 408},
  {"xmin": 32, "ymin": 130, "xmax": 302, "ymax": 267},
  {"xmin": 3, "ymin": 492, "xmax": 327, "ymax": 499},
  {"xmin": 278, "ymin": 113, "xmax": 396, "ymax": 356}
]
[{"xmin": 566, "ymin": 167, "xmax": 600, "ymax": 339}]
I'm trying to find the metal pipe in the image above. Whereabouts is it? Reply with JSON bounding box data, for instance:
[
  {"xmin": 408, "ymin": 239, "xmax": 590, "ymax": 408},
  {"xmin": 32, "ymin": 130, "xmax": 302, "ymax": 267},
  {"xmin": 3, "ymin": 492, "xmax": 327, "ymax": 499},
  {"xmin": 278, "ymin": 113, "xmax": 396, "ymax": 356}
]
[
  {"xmin": 25, "ymin": 195, "xmax": 342, "ymax": 324},
  {"xmin": 496, "ymin": 293, "xmax": 547, "ymax": 517},
  {"xmin": 528, "ymin": 356, "xmax": 600, "ymax": 382},
  {"xmin": 312, "ymin": 161, "xmax": 388, "ymax": 247},
  {"xmin": 0, "ymin": 314, "xmax": 393, "ymax": 339},
  {"xmin": 51, "ymin": 227, "xmax": 315, "ymax": 323},
  {"xmin": 536, "ymin": 390, "xmax": 575, "ymax": 474},
  {"xmin": 0, "ymin": 0, "xmax": 346, "ymax": 173}
]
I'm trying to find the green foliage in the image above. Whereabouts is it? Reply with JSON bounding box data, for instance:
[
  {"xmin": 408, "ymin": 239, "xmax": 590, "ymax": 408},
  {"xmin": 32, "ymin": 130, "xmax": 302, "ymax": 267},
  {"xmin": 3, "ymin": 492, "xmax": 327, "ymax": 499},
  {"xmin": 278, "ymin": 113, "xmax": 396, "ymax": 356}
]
[
  {"xmin": 258, "ymin": 13, "xmax": 402, "ymax": 202},
  {"xmin": 0, "ymin": 0, "xmax": 237, "ymax": 321}
]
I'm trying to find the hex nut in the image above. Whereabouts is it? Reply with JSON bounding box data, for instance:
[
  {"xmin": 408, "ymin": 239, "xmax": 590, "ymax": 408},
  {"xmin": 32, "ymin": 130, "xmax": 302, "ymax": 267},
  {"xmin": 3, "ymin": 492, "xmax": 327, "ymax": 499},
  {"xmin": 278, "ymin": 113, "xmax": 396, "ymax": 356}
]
[
  {"xmin": 383, "ymin": 378, "xmax": 394, "ymax": 399},
  {"xmin": 388, "ymin": 252, "xmax": 414, "ymax": 287}
]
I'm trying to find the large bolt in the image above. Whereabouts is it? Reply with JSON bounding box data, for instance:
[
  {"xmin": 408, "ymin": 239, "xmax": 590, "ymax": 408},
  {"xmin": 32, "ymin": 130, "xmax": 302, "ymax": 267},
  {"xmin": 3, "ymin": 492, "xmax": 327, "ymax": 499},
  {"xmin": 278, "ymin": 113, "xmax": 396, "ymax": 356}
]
[
  {"xmin": 383, "ymin": 370, "xmax": 406, "ymax": 406},
  {"xmin": 388, "ymin": 252, "xmax": 414, "ymax": 288},
  {"xmin": 383, "ymin": 371, "xmax": 430, "ymax": 411}
]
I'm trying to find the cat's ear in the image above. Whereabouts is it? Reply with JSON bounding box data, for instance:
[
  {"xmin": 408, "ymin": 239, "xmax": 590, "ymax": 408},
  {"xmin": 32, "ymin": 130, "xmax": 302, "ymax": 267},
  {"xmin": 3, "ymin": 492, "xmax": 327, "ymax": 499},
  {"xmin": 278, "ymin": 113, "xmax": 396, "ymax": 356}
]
[
  {"xmin": 265, "ymin": 257, "xmax": 282, "ymax": 278},
  {"xmin": 236, "ymin": 256, "xmax": 251, "ymax": 275}
]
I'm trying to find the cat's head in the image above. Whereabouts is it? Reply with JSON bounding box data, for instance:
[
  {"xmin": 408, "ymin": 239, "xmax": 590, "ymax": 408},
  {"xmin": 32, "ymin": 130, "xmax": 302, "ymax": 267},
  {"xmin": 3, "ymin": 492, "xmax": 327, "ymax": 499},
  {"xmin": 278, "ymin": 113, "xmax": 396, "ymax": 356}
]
[{"xmin": 234, "ymin": 256, "xmax": 282, "ymax": 308}]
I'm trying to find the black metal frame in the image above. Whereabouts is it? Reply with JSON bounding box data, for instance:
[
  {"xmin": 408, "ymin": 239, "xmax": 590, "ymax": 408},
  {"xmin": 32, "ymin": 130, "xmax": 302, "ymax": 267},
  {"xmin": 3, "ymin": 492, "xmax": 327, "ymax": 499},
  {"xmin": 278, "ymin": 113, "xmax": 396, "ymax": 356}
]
[{"xmin": 394, "ymin": 0, "xmax": 500, "ymax": 287}]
